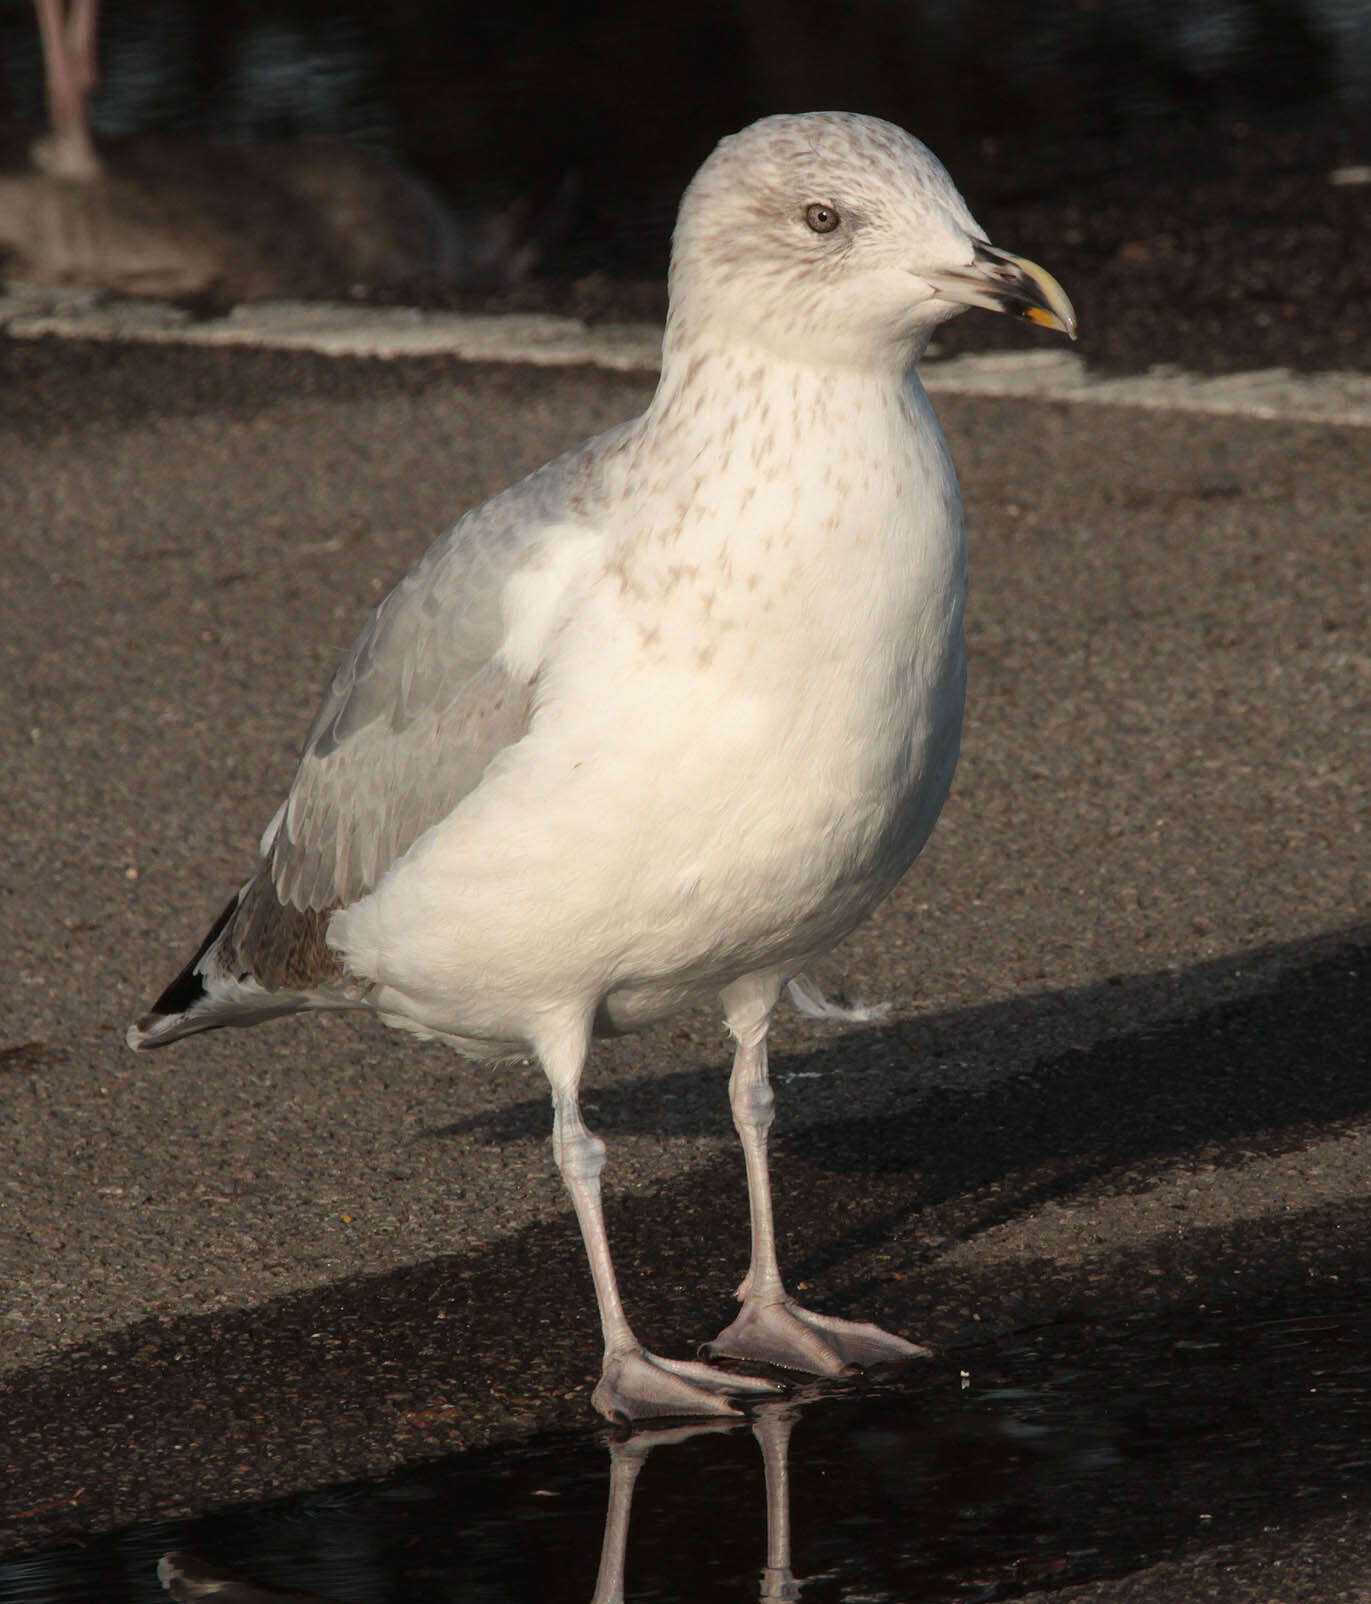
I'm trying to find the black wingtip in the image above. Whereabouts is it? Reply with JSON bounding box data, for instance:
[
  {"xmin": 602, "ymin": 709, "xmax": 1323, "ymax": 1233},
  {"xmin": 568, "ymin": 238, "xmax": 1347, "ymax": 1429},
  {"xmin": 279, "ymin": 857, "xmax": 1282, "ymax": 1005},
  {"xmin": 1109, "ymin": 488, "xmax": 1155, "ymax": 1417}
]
[{"xmin": 147, "ymin": 891, "xmax": 239, "ymax": 1018}]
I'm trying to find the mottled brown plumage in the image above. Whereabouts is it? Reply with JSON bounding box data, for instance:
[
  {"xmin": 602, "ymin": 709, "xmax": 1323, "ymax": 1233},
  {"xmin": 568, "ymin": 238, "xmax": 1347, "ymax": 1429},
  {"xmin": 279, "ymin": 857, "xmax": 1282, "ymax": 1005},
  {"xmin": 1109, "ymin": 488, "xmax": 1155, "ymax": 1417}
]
[{"xmin": 227, "ymin": 872, "xmax": 344, "ymax": 992}]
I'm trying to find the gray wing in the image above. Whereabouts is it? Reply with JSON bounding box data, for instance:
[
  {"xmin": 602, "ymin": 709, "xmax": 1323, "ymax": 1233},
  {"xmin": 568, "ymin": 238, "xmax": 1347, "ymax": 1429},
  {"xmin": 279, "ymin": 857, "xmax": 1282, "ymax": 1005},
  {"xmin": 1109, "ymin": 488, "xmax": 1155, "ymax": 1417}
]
[
  {"xmin": 130, "ymin": 426, "xmax": 634, "ymax": 1027},
  {"xmin": 264, "ymin": 425, "xmax": 626, "ymax": 916}
]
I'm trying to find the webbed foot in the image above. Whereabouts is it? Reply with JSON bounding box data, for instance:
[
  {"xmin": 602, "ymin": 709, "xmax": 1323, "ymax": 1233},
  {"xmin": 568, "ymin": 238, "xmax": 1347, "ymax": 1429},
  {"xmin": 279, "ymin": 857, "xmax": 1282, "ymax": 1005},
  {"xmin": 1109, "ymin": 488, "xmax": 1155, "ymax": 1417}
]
[
  {"xmin": 593, "ymin": 1346, "xmax": 786, "ymax": 1424},
  {"xmin": 703, "ymin": 1297, "xmax": 930, "ymax": 1375}
]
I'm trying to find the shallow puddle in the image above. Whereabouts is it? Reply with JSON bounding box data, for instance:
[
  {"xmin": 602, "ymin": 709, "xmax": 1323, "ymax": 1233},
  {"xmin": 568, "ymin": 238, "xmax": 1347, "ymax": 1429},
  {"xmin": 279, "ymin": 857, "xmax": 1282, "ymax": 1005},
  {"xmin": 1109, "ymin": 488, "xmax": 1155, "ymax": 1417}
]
[{"xmin": 4, "ymin": 1274, "xmax": 1370, "ymax": 1602}]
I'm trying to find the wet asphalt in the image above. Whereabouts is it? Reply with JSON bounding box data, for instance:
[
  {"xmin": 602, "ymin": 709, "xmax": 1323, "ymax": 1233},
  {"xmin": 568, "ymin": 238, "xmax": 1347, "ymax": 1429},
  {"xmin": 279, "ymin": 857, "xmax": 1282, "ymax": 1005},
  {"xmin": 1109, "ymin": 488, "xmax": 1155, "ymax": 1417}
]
[{"xmin": 0, "ymin": 329, "xmax": 1368, "ymax": 1598}]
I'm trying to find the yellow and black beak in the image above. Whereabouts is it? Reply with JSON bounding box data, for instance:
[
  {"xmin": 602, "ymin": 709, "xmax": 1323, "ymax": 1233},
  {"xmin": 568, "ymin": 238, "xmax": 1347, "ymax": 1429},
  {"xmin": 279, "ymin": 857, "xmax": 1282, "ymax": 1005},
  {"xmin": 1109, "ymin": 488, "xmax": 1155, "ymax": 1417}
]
[{"xmin": 925, "ymin": 240, "xmax": 1078, "ymax": 340}]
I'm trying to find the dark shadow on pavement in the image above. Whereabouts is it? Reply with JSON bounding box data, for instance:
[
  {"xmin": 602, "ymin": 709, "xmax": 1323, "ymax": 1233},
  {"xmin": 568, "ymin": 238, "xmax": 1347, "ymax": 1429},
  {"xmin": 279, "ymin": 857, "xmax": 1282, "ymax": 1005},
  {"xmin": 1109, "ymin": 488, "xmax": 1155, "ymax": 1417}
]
[{"xmin": 2, "ymin": 926, "xmax": 1367, "ymax": 1556}]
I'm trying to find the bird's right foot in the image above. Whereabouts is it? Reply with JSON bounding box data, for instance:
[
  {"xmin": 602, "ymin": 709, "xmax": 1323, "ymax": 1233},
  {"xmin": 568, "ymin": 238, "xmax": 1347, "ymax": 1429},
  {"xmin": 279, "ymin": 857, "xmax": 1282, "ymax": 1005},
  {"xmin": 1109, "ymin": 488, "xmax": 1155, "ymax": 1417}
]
[{"xmin": 593, "ymin": 1347, "xmax": 785, "ymax": 1425}]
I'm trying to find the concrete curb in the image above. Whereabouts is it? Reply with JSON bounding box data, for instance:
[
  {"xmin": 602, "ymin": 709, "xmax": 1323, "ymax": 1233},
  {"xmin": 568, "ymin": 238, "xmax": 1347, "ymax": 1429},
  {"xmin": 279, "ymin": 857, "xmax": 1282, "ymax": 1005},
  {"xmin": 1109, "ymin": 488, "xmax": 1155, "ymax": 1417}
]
[
  {"xmin": 0, "ymin": 286, "xmax": 663, "ymax": 371},
  {"xmin": 5, "ymin": 284, "xmax": 1371, "ymax": 426}
]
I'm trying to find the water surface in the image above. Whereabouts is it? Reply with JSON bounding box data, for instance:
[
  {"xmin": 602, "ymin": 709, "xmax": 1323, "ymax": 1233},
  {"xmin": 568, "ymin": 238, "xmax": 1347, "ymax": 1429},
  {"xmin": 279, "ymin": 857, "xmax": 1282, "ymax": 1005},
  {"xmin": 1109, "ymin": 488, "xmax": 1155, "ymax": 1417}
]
[{"xmin": 3, "ymin": 1274, "xmax": 1368, "ymax": 1603}]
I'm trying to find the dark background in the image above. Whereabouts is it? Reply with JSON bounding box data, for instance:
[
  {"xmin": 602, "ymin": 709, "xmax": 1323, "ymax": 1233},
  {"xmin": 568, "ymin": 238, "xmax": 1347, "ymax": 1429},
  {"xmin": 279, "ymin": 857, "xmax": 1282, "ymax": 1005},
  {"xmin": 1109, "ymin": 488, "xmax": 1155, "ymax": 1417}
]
[{"xmin": 2, "ymin": 0, "xmax": 1370, "ymax": 371}]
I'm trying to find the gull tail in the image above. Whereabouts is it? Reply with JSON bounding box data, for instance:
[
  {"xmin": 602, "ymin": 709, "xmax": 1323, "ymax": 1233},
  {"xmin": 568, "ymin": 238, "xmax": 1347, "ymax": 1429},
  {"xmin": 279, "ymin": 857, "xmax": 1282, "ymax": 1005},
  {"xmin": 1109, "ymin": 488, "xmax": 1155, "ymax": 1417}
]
[{"xmin": 127, "ymin": 876, "xmax": 339, "ymax": 1050}]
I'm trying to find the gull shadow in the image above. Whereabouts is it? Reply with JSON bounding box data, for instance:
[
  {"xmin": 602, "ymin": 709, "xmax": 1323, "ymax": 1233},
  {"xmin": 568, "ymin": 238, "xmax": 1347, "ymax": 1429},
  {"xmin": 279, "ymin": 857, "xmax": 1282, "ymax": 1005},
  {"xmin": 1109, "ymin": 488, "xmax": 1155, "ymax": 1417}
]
[{"xmin": 433, "ymin": 925, "xmax": 1371, "ymax": 1191}]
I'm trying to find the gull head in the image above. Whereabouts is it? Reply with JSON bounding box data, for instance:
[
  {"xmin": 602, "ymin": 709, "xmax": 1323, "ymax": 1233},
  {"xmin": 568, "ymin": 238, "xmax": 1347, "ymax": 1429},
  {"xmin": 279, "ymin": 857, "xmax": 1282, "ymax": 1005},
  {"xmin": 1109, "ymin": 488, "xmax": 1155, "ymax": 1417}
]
[{"xmin": 667, "ymin": 111, "xmax": 1076, "ymax": 372}]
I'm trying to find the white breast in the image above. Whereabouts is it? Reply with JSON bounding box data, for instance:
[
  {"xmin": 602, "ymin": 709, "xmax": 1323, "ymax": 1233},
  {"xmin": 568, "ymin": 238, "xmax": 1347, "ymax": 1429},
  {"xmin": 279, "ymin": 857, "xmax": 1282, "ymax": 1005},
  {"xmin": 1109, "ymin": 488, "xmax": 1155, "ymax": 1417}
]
[{"xmin": 333, "ymin": 359, "xmax": 967, "ymax": 1047}]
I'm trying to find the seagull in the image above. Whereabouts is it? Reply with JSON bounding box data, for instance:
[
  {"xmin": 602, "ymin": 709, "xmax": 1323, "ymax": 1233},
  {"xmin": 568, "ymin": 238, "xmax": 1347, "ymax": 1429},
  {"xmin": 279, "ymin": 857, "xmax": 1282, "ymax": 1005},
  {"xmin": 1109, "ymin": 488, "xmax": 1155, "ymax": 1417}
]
[{"xmin": 128, "ymin": 111, "xmax": 1075, "ymax": 1424}]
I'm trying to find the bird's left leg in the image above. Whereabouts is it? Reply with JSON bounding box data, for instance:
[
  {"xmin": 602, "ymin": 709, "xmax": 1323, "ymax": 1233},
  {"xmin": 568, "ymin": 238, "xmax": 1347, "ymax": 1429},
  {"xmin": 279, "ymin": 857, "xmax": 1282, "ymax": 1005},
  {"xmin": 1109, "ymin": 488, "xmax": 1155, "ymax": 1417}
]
[{"xmin": 703, "ymin": 974, "xmax": 930, "ymax": 1374}]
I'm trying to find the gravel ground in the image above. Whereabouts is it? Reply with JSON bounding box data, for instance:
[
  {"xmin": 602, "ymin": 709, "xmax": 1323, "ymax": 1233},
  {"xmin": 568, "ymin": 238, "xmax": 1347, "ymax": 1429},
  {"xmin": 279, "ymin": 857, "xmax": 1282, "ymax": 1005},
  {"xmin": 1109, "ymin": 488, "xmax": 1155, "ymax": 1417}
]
[{"xmin": 0, "ymin": 335, "xmax": 1368, "ymax": 1592}]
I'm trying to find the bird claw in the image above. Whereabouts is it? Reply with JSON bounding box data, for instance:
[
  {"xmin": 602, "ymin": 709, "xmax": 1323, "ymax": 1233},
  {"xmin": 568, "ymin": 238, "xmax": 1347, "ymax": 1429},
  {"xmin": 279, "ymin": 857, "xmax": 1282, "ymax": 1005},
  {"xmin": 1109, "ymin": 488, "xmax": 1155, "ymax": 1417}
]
[
  {"xmin": 593, "ymin": 1346, "xmax": 786, "ymax": 1425},
  {"xmin": 703, "ymin": 1297, "xmax": 931, "ymax": 1375}
]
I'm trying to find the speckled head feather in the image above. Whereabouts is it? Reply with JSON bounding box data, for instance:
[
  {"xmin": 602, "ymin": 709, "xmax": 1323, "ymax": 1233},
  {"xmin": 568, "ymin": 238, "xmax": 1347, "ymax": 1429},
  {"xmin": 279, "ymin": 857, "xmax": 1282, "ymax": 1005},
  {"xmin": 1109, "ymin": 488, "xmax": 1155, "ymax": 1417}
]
[{"xmin": 666, "ymin": 111, "xmax": 988, "ymax": 370}]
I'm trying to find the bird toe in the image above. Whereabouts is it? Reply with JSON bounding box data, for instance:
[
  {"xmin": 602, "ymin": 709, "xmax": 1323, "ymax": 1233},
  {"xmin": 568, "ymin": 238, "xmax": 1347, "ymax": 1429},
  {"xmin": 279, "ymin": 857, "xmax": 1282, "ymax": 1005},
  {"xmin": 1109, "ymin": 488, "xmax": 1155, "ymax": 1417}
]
[
  {"xmin": 593, "ymin": 1347, "xmax": 785, "ymax": 1425},
  {"xmin": 704, "ymin": 1297, "xmax": 931, "ymax": 1375}
]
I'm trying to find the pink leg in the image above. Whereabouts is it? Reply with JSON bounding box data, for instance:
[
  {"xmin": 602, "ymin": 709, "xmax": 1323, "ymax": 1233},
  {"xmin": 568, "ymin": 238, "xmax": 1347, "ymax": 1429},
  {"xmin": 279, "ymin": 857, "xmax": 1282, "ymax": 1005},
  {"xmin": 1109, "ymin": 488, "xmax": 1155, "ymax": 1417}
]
[
  {"xmin": 539, "ymin": 1022, "xmax": 782, "ymax": 1423},
  {"xmin": 32, "ymin": 0, "xmax": 102, "ymax": 179},
  {"xmin": 704, "ymin": 976, "xmax": 931, "ymax": 1373}
]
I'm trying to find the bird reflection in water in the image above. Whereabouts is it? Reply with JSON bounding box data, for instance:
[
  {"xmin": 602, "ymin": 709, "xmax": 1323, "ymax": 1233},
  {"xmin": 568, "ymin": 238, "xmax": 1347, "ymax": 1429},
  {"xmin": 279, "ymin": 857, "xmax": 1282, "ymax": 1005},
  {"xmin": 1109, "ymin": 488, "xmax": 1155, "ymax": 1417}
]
[
  {"xmin": 590, "ymin": 1407, "xmax": 802, "ymax": 1604},
  {"xmin": 157, "ymin": 1404, "xmax": 807, "ymax": 1604}
]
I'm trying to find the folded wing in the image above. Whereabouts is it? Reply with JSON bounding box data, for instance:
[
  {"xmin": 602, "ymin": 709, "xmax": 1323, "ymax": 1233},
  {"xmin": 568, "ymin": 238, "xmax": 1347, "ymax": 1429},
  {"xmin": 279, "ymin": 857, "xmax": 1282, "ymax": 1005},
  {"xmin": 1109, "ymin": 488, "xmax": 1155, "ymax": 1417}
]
[{"xmin": 131, "ymin": 426, "xmax": 625, "ymax": 1046}]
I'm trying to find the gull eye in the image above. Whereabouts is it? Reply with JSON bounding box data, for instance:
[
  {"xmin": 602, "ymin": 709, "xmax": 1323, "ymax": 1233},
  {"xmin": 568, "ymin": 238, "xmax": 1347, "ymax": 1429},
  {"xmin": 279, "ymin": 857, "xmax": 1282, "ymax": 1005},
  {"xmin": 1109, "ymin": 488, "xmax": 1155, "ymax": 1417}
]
[{"xmin": 805, "ymin": 202, "xmax": 840, "ymax": 234}]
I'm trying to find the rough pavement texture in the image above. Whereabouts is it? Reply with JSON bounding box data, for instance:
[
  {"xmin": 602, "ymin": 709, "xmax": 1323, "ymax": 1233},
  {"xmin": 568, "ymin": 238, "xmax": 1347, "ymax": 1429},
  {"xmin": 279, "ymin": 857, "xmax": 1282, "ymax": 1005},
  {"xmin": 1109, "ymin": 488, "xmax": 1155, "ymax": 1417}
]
[{"xmin": 0, "ymin": 339, "xmax": 1368, "ymax": 1587}]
